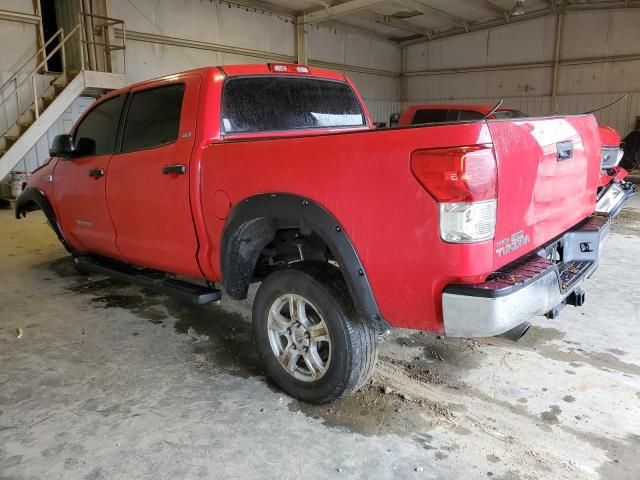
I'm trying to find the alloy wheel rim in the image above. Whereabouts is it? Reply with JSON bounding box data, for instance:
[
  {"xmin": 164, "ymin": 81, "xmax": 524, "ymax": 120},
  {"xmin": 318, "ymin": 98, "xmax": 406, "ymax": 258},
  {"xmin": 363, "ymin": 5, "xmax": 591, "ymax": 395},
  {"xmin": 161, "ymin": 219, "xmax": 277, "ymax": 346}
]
[{"xmin": 266, "ymin": 293, "xmax": 331, "ymax": 382}]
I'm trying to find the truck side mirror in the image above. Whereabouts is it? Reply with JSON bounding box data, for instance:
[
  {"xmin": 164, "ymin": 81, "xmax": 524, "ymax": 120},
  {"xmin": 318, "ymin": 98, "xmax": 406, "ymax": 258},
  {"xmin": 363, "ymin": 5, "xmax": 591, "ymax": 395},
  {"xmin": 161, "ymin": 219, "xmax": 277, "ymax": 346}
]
[{"xmin": 50, "ymin": 134, "xmax": 75, "ymax": 159}]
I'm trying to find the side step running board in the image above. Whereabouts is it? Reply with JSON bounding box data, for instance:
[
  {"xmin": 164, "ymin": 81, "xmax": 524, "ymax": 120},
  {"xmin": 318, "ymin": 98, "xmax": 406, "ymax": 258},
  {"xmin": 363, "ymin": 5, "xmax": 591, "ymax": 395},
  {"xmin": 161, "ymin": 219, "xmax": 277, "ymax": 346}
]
[{"xmin": 73, "ymin": 255, "xmax": 221, "ymax": 305}]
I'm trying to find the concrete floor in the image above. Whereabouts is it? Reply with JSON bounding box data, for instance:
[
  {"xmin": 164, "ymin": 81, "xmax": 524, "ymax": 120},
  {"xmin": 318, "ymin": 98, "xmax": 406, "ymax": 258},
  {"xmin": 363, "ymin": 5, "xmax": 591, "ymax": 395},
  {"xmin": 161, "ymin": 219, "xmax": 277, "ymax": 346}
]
[{"xmin": 1, "ymin": 198, "xmax": 639, "ymax": 480}]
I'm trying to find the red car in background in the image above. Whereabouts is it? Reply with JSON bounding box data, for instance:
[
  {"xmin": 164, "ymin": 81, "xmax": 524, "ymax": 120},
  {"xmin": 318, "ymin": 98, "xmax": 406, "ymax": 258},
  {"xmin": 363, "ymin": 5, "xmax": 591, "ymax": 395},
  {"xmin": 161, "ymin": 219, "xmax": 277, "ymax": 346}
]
[{"xmin": 398, "ymin": 104, "xmax": 635, "ymax": 217}]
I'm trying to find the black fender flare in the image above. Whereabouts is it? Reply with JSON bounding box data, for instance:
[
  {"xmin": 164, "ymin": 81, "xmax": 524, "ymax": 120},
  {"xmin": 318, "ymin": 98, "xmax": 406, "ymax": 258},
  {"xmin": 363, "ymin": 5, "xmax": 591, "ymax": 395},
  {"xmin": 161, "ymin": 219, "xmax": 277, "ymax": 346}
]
[
  {"xmin": 15, "ymin": 187, "xmax": 75, "ymax": 253},
  {"xmin": 221, "ymin": 193, "xmax": 388, "ymax": 331}
]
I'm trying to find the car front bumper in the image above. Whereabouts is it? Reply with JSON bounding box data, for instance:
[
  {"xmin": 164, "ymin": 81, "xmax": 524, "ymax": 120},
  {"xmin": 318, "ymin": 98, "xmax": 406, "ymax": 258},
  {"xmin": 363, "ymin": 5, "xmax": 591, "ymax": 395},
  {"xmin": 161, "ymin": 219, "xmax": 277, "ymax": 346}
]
[
  {"xmin": 596, "ymin": 180, "xmax": 636, "ymax": 218},
  {"xmin": 442, "ymin": 214, "xmax": 611, "ymax": 337}
]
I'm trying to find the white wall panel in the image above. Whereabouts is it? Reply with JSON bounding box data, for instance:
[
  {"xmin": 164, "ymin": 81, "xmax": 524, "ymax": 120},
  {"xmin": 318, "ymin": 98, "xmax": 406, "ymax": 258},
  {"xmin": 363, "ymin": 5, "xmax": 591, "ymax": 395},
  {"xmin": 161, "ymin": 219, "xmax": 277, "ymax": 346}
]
[
  {"xmin": 487, "ymin": 17, "xmax": 555, "ymax": 65},
  {"xmin": 405, "ymin": 8, "xmax": 640, "ymax": 134},
  {"xmin": 559, "ymin": 60, "xmax": 640, "ymax": 95},
  {"xmin": 346, "ymin": 71, "xmax": 400, "ymax": 101},
  {"xmin": 111, "ymin": 0, "xmax": 294, "ymax": 56},
  {"xmin": 406, "ymin": 66, "xmax": 553, "ymax": 100},
  {"xmin": 113, "ymin": 0, "xmax": 401, "ymax": 101},
  {"xmin": 0, "ymin": 0, "xmax": 40, "ymax": 119}
]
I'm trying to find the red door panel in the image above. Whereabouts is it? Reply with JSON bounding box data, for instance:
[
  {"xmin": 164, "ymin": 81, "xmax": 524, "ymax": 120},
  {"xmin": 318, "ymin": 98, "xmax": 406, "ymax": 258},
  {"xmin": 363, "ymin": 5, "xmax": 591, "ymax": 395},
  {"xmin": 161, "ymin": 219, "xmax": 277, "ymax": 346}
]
[
  {"xmin": 106, "ymin": 75, "xmax": 202, "ymax": 278},
  {"xmin": 52, "ymin": 156, "xmax": 122, "ymax": 259},
  {"xmin": 51, "ymin": 94, "xmax": 125, "ymax": 259}
]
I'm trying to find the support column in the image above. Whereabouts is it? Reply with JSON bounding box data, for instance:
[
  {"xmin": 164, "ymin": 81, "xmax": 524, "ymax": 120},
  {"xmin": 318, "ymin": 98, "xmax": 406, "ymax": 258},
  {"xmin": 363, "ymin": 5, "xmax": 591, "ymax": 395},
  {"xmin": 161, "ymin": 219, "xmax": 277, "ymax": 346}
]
[
  {"xmin": 296, "ymin": 16, "xmax": 308, "ymax": 65},
  {"xmin": 400, "ymin": 45, "xmax": 407, "ymax": 104},
  {"xmin": 550, "ymin": 13, "xmax": 563, "ymax": 114}
]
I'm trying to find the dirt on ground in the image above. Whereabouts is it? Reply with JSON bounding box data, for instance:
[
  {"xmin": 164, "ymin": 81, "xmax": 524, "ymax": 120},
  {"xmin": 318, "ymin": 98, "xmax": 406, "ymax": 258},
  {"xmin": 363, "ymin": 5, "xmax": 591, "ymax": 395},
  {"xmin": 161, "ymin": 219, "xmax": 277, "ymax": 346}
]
[{"xmin": 1, "ymin": 198, "xmax": 640, "ymax": 479}]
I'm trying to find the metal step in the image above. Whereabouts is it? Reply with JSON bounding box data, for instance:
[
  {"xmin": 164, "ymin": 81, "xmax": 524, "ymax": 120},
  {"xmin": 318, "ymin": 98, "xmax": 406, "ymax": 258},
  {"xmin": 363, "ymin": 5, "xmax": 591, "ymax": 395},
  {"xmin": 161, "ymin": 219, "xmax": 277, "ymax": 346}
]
[
  {"xmin": 73, "ymin": 255, "xmax": 221, "ymax": 305},
  {"xmin": 557, "ymin": 260, "xmax": 594, "ymax": 292}
]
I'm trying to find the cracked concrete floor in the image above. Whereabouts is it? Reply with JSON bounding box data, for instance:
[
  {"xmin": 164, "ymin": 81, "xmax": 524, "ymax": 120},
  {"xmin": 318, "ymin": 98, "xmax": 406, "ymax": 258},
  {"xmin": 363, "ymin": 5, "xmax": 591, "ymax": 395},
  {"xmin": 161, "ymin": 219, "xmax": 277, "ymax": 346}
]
[{"xmin": 1, "ymin": 197, "xmax": 639, "ymax": 480}]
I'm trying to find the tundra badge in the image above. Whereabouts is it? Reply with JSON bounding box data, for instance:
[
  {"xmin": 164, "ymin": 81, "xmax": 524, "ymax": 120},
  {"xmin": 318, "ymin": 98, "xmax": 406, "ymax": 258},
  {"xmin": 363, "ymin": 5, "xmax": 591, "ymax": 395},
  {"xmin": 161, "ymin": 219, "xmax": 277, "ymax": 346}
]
[{"xmin": 496, "ymin": 231, "xmax": 530, "ymax": 257}]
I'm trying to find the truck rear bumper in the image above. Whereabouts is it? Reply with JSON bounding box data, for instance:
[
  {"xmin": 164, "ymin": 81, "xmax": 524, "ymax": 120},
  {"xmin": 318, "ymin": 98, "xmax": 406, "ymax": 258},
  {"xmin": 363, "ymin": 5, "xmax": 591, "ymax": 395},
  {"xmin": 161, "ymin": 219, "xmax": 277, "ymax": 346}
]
[{"xmin": 442, "ymin": 214, "xmax": 611, "ymax": 337}]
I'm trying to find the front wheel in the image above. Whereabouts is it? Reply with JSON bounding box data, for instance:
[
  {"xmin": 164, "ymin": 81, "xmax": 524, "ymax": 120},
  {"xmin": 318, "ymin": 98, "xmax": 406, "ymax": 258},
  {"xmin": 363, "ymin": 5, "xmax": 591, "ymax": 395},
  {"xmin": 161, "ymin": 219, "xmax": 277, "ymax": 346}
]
[{"xmin": 252, "ymin": 265, "xmax": 378, "ymax": 403}]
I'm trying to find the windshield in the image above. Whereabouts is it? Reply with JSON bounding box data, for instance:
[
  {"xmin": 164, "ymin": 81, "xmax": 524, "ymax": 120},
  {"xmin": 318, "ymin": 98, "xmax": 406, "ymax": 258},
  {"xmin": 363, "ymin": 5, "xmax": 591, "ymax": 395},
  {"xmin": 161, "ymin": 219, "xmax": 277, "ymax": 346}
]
[
  {"xmin": 492, "ymin": 109, "xmax": 528, "ymax": 119},
  {"xmin": 221, "ymin": 76, "xmax": 366, "ymax": 134}
]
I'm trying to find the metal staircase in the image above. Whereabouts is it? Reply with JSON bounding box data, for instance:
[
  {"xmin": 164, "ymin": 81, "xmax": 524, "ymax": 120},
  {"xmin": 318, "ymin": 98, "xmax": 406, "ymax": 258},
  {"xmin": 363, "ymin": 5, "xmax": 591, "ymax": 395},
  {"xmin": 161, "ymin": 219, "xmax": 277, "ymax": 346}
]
[{"xmin": 0, "ymin": 13, "xmax": 127, "ymax": 183}]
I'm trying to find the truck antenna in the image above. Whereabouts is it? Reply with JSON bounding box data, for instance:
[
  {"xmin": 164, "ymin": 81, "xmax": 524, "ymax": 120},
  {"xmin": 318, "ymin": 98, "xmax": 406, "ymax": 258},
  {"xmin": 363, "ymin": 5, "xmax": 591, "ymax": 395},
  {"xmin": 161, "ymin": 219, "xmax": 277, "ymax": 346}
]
[
  {"xmin": 483, "ymin": 99, "xmax": 504, "ymax": 120},
  {"xmin": 581, "ymin": 94, "xmax": 628, "ymax": 115}
]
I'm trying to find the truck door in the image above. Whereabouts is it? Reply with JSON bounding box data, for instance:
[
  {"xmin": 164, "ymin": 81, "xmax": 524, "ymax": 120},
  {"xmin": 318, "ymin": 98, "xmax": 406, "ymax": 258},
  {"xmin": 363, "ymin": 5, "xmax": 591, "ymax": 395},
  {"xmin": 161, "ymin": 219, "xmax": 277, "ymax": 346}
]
[
  {"xmin": 106, "ymin": 76, "xmax": 202, "ymax": 278},
  {"xmin": 52, "ymin": 94, "xmax": 125, "ymax": 259}
]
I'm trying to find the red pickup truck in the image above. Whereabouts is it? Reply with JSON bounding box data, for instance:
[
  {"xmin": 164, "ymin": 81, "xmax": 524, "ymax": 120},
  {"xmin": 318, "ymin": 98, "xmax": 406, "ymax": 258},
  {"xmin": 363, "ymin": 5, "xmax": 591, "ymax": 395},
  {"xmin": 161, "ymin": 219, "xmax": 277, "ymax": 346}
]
[{"xmin": 16, "ymin": 64, "xmax": 632, "ymax": 402}]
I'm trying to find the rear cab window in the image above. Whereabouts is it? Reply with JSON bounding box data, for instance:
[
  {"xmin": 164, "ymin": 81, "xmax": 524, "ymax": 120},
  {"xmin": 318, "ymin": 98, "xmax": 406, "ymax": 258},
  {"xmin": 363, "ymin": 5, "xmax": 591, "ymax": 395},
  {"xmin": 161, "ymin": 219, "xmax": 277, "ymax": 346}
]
[
  {"xmin": 458, "ymin": 110, "xmax": 486, "ymax": 121},
  {"xmin": 411, "ymin": 109, "xmax": 450, "ymax": 125},
  {"xmin": 221, "ymin": 76, "xmax": 366, "ymax": 134}
]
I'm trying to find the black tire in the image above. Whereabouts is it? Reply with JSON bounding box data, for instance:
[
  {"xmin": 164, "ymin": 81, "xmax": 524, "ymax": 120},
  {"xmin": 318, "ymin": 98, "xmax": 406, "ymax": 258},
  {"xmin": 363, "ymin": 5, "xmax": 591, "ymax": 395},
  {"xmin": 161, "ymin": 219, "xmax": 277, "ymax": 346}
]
[{"xmin": 252, "ymin": 264, "xmax": 378, "ymax": 403}]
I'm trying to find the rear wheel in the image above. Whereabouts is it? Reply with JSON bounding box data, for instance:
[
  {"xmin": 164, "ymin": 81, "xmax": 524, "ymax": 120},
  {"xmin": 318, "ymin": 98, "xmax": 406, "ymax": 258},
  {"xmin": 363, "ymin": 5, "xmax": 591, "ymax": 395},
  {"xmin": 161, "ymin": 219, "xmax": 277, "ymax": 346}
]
[{"xmin": 252, "ymin": 265, "xmax": 378, "ymax": 403}]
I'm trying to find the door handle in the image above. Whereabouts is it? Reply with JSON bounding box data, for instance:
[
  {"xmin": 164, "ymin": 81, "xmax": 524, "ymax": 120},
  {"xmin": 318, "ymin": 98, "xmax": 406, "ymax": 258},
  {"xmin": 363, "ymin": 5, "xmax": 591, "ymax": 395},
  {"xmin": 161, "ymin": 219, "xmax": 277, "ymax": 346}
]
[
  {"xmin": 162, "ymin": 164, "xmax": 186, "ymax": 175},
  {"xmin": 88, "ymin": 168, "xmax": 104, "ymax": 178}
]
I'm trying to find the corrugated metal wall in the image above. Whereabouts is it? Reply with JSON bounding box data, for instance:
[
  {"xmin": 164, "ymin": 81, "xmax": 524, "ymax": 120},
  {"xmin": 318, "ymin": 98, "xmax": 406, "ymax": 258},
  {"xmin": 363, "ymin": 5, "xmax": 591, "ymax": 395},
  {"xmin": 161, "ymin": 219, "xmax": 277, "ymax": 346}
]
[
  {"xmin": 405, "ymin": 92, "xmax": 640, "ymax": 136},
  {"xmin": 363, "ymin": 99, "xmax": 403, "ymax": 125}
]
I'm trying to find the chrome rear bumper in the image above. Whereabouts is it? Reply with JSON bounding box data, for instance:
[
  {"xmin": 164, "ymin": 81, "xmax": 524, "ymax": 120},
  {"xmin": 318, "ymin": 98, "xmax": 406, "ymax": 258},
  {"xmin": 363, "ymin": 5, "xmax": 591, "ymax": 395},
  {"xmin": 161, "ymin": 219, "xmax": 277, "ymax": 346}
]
[{"xmin": 442, "ymin": 215, "xmax": 610, "ymax": 337}]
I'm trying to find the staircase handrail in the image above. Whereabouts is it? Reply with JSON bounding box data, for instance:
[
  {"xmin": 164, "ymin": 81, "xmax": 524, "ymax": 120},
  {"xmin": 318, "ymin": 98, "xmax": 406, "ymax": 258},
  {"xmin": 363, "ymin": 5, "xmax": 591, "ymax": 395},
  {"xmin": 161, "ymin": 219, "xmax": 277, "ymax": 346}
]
[
  {"xmin": 0, "ymin": 23, "xmax": 81, "ymax": 137},
  {"xmin": 0, "ymin": 28, "xmax": 64, "ymax": 95},
  {"xmin": 0, "ymin": 23, "xmax": 82, "ymax": 109}
]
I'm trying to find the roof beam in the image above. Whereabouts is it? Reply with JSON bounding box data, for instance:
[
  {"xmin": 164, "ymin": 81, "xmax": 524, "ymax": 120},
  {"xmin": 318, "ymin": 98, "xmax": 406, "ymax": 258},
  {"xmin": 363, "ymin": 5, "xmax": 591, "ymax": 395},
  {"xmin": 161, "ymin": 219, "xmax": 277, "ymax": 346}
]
[
  {"xmin": 302, "ymin": 0, "xmax": 392, "ymax": 24},
  {"xmin": 398, "ymin": 0, "xmax": 470, "ymax": 31},
  {"xmin": 475, "ymin": 0, "xmax": 510, "ymax": 19},
  {"xmin": 399, "ymin": 7, "xmax": 553, "ymax": 46},
  {"xmin": 356, "ymin": 10, "xmax": 432, "ymax": 38},
  {"xmin": 324, "ymin": 18, "xmax": 400, "ymax": 43},
  {"xmin": 398, "ymin": 1, "xmax": 640, "ymax": 45}
]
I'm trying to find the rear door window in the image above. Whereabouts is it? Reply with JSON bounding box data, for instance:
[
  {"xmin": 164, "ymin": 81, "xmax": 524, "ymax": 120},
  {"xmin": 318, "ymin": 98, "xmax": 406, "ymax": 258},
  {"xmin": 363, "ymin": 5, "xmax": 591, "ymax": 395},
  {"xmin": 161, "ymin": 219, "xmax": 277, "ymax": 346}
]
[
  {"xmin": 73, "ymin": 95, "xmax": 124, "ymax": 157},
  {"xmin": 121, "ymin": 83, "xmax": 185, "ymax": 152},
  {"xmin": 492, "ymin": 109, "xmax": 527, "ymax": 119},
  {"xmin": 458, "ymin": 110, "xmax": 486, "ymax": 121},
  {"xmin": 411, "ymin": 109, "xmax": 450, "ymax": 125},
  {"xmin": 221, "ymin": 76, "xmax": 365, "ymax": 133}
]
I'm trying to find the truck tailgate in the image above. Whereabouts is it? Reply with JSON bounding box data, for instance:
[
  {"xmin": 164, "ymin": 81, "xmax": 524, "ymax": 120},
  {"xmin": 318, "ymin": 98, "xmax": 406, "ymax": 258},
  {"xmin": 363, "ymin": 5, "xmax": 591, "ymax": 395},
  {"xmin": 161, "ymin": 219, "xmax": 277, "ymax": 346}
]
[{"xmin": 488, "ymin": 115, "xmax": 601, "ymax": 269}]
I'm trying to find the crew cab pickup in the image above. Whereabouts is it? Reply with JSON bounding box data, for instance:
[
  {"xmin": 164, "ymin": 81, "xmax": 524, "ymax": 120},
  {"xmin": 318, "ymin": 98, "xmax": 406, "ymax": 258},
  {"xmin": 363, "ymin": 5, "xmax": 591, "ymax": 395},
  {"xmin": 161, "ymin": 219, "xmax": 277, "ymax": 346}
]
[{"xmin": 16, "ymin": 64, "xmax": 631, "ymax": 403}]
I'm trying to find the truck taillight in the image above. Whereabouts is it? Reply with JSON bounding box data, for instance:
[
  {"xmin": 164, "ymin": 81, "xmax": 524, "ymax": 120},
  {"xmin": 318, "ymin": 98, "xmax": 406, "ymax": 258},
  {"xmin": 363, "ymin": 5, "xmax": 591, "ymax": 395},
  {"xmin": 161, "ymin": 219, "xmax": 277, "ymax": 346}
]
[{"xmin": 411, "ymin": 146, "xmax": 498, "ymax": 243}]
